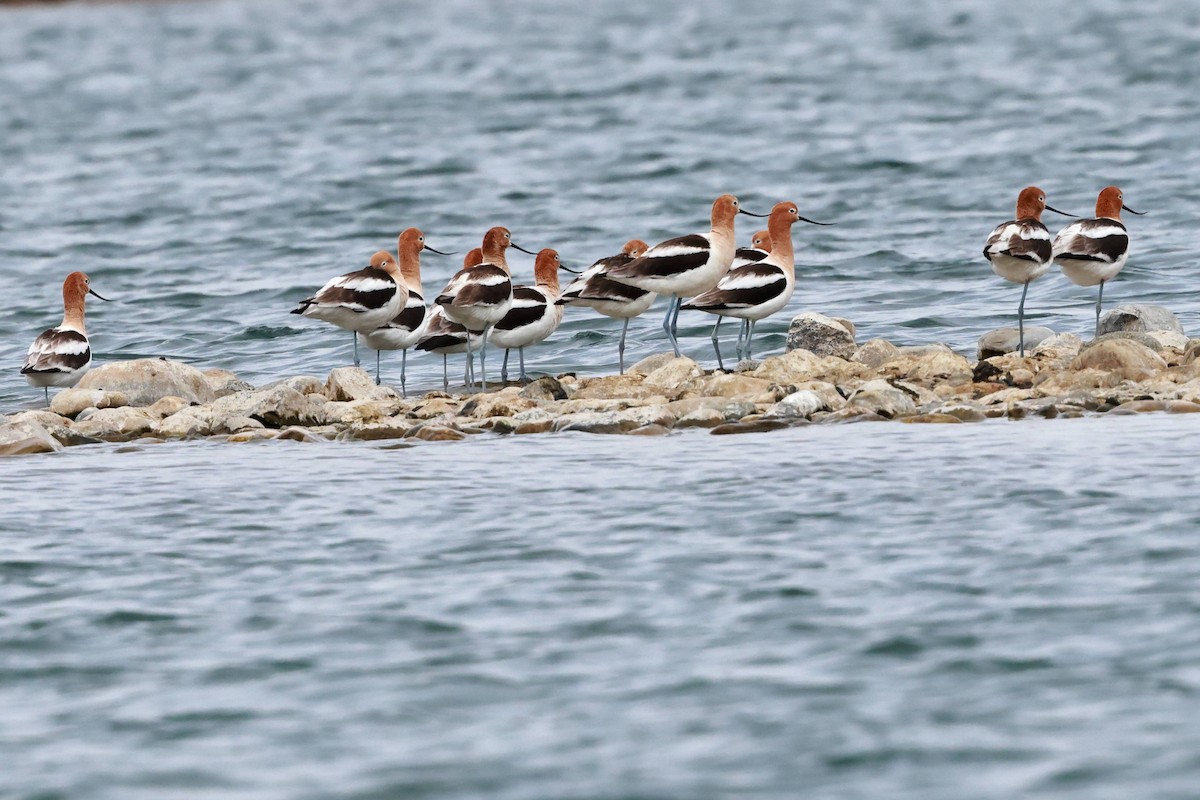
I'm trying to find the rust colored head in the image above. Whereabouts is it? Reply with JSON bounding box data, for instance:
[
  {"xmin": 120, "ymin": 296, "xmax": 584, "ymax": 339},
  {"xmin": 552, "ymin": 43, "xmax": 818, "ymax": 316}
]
[
  {"xmin": 481, "ymin": 226, "xmax": 514, "ymax": 266},
  {"xmin": 1015, "ymin": 186, "xmax": 1048, "ymax": 221},
  {"xmin": 533, "ymin": 248, "xmax": 562, "ymax": 289},
  {"xmin": 622, "ymin": 239, "xmax": 649, "ymax": 258},
  {"xmin": 1095, "ymin": 185, "xmax": 1143, "ymax": 219},
  {"xmin": 61, "ymin": 271, "xmax": 107, "ymax": 327},
  {"xmin": 463, "ymin": 248, "xmax": 484, "ymax": 268},
  {"xmin": 710, "ymin": 194, "xmax": 741, "ymax": 231},
  {"xmin": 397, "ymin": 228, "xmax": 425, "ymax": 284},
  {"xmin": 750, "ymin": 230, "xmax": 772, "ymax": 253},
  {"xmin": 369, "ymin": 250, "xmax": 397, "ymax": 270}
]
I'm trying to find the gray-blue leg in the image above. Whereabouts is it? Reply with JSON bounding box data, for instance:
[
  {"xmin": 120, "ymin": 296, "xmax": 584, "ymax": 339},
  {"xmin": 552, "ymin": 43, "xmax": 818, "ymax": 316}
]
[
  {"xmin": 711, "ymin": 316, "xmax": 725, "ymax": 371},
  {"xmin": 619, "ymin": 317, "xmax": 629, "ymax": 374},
  {"xmin": 501, "ymin": 348, "xmax": 510, "ymax": 383},
  {"xmin": 480, "ymin": 327, "xmax": 490, "ymax": 390},
  {"xmin": 375, "ymin": 348, "xmax": 382, "ymax": 385},
  {"xmin": 735, "ymin": 319, "xmax": 747, "ymax": 361},
  {"xmin": 400, "ymin": 349, "xmax": 407, "ymax": 398},
  {"xmin": 518, "ymin": 347, "xmax": 527, "ymax": 382},
  {"xmin": 746, "ymin": 320, "xmax": 757, "ymax": 360},
  {"xmin": 1018, "ymin": 280, "xmax": 1030, "ymax": 357},
  {"xmin": 442, "ymin": 354, "xmax": 449, "ymax": 393},
  {"xmin": 1095, "ymin": 281, "xmax": 1105, "ymax": 338},
  {"xmin": 353, "ymin": 331, "xmax": 360, "ymax": 367},
  {"xmin": 662, "ymin": 295, "xmax": 681, "ymax": 356}
]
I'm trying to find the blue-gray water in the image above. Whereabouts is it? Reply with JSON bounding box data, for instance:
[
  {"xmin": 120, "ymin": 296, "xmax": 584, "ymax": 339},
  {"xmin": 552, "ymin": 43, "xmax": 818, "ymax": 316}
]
[{"xmin": 2, "ymin": 1, "xmax": 1199, "ymax": 798}]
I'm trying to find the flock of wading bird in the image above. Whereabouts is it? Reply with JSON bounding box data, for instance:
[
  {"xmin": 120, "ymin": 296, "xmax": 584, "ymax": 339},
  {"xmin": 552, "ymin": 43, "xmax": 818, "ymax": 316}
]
[{"xmin": 20, "ymin": 186, "xmax": 1143, "ymax": 404}]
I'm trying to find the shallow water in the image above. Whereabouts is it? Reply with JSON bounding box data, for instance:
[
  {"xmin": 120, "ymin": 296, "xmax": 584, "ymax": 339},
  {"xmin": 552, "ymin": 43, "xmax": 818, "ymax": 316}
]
[{"xmin": 2, "ymin": 0, "xmax": 1200, "ymax": 797}]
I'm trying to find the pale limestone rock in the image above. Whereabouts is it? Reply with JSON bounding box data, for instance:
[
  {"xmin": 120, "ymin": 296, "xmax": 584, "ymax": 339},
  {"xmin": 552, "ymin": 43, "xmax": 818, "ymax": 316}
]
[
  {"xmin": 765, "ymin": 390, "xmax": 826, "ymax": 418},
  {"xmin": 901, "ymin": 349, "xmax": 974, "ymax": 386},
  {"xmin": 832, "ymin": 317, "xmax": 856, "ymax": 337},
  {"xmin": 155, "ymin": 407, "xmax": 215, "ymax": 439},
  {"xmin": 571, "ymin": 374, "xmax": 660, "ymax": 401},
  {"xmin": 345, "ymin": 421, "xmax": 413, "ymax": 440},
  {"xmin": 78, "ymin": 358, "xmax": 215, "ymax": 406},
  {"xmin": 203, "ymin": 368, "xmax": 254, "ymax": 398},
  {"xmin": 263, "ymin": 375, "xmax": 326, "ymax": 395},
  {"xmin": 227, "ymin": 430, "xmax": 276, "ymax": 443},
  {"xmin": 0, "ymin": 419, "xmax": 63, "ymax": 455},
  {"xmin": 72, "ymin": 407, "xmax": 155, "ymax": 441},
  {"xmin": 7, "ymin": 410, "xmax": 93, "ymax": 446},
  {"xmin": 145, "ymin": 396, "xmax": 190, "ymax": 420},
  {"xmin": 932, "ymin": 404, "xmax": 988, "ymax": 422},
  {"xmin": 556, "ymin": 398, "xmax": 647, "ymax": 414},
  {"xmin": 459, "ymin": 393, "xmax": 539, "ymax": 419},
  {"xmin": 209, "ymin": 386, "xmax": 328, "ymax": 428},
  {"xmin": 628, "ymin": 352, "xmax": 678, "ymax": 375},
  {"xmin": 519, "ymin": 376, "xmax": 568, "ymax": 401},
  {"xmin": 49, "ymin": 388, "xmax": 129, "ymax": 419},
  {"xmin": 710, "ymin": 418, "xmax": 800, "ymax": 435},
  {"xmin": 553, "ymin": 412, "xmax": 642, "ymax": 435},
  {"xmin": 1070, "ymin": 339, "xmax": 1167, "ymax": 381},
  {"xmin": 851, "ymin": 339, "xmax": 900, "ymax": 369},
  {"xmin": 628, "ymin": 424, "xmax": 672, "ymax": 436},
  {"xmin": 753, "ymin": 349, "xmax": 868, "ymax": 385},
  {"xmin": 411, "ymin": 397, "xmax": 461, "ymax": 420},
  {"xmin": 787, "ymin": 381, "xmax": 847, "ymax": 411},
  {"xmin": 274, "ymin": 427, "xmax": 329, "ymax": 443},
  {"xmin": 1036, "ymin": 368, "xmax": 1123, "ymax": 394},
  {"xmin": 674, "ymin": 407, "xmax": 726, "ymax": 429},
  {"xmin": 900, "ymin": 413, "xmax": 963, "ymax": 424},
  {"xmin": 977, "ymin": 326, "xmax": 1055, "ymax": 359},
  {"xmin": 1097, "ymin": 304, "xmax": 1184, "ymax": 335},
  {"xmin": 817, "ymin": 408, "xmax": 889, "ymax": 424},
  {"xmin": 405, "ymin": 424, "xmax": 466, "ymax": 442},
  {"xmin": 1144, "ymin": 330, "xmax": 1190, "ymax": 351},
  {"xmin": 324, "ymin": 367, "xmax": 397, "ymax": 402},
  {"xmin": 847, "ymin": 380, "xmax": 917, "ymax": 418},
  {"xmin": 682, "ymin": 373, "xmax": 773, "ymax": 399},
  {"xmin": 642, "ymin": 357, "xmax": 703, "ymax": 391},
  {"xmin": 785, "ymin": 311, "xmax": 857, "ymax": 358},
  {"xmin": 1032, "ymin": 333, "xmax": 1084, "ymax": 361}
]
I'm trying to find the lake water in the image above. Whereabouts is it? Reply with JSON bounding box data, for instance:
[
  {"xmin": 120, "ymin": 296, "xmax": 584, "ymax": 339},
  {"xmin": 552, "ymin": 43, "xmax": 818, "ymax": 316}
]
[{"xmin": 2, "ymin": 0, "xmax": 1199, "ymax": 798}]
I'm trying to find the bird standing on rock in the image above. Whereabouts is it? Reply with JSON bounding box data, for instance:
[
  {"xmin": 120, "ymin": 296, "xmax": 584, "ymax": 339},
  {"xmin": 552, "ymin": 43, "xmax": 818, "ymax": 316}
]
[
  {"xmin": 491, "ymin": 248, "xmax": 569, "ymax": 383},
  {"xmin": 558, "ymin": 239, "xmax": 653, "ymax": 374},
  {"xmin": 1052, "ymin": 185, "xmax": 1145, "ymax": 337},
  {"xmin": 983, "ymin": 186, "xmax": 1076, "ymax": 355},
  {"xmin": 22, "ymin": 271, "xmax": 110, "ymax": 406}
]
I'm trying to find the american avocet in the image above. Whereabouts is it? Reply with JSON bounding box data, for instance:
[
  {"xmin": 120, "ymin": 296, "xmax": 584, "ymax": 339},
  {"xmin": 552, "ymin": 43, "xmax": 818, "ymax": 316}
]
[
  {"xmin": 291, "ymin": 250, "xmax": 407, "ymax": 368},
  {"xmin": 363, "ymin": 227, "xmax": 451, "ymax": 392},
  {"xmin": 729, "ymin": 229, "xmax": 773, "ymax": 360},
  {"xmin": 683, "ymin": 201, "xmax": 830, "ymax": 369},
  {"xmin": 22, "ymin": 271, "xmax": 109, "ymax": 406},
  {"xmin": 491, "ymin": 248, "xmax": 568, "ymax": 383},
  {"xmin": 557, "ymin": 239, "xmax": 653, "ymax": 374},
  {"xmin": 606, "ymin": 194, "xmax": 765, "ymax": 356},
  {"xmin": 415, "ymin": 249, "xmax": 485, "ymax": 392},
  {"xmin": 1052, "ymin": 186, "xmax": 1145, "ymax": 336},
  {"xmin": 435, "ymin": 226, "xmax": 535, "ymax": 389},
  {"xmin": 983, "ymin": 186, "xmax": 1076, "ymax": 355}
]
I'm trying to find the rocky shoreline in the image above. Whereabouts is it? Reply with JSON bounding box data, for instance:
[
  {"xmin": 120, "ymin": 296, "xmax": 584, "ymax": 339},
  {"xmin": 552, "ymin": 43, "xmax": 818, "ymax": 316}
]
[{"xmin": 3, "ymin": 305, "xmax": 1199, "ymax": 456}]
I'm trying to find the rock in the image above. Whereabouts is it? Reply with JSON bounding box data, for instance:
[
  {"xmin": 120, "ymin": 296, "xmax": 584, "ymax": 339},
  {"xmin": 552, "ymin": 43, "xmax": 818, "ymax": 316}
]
[
  {"xmin": 262, "ymin": 375, "xmax": 326, "ymax": 395},
  {"xmin": 227, "ymin": 430, "xmax": 276, "ymax": 443},
  {"xmin": 1036, "ymin": 368, "xmax": 1123, "ymax": 394},
  {"xmin": 154, "ymin": 407, "xmax": 215, "ymax": 439},
  {"xmin": 785, "ymin": 311, "xmax": 856, "ymax": 358},
  {"xmin": 977, "ymin": 326, "xmax": 1056, "ymax": 359},
  {"xmin": 49, "ymin": 388, "xmax": 130, "ymax": 419},
  {"xmin": 628, "ymin": 424, "xmax": 672, "ymax": 436},
  {"xmin": 324, "ymin": 367, "xmax": 396, "ymax": 402},
  {"xmin": 209, "ymin": 386, "xmax": 328, "ymax": 428},
  {"xmin": 0, "ymin": 419, "xmax": 63, "ymax": 455},
  {"xmin": 571, "ymin": 374, "xmax": 660, "ymax": 400},
  {"xmin": 274, "ymin": 426, "xmax": 329, "ymax": 443},
  {"xmin": 346, "ymin": 421, "xmax": 414, "ymax": 440},
  {"xmin": 1087, "ymin": 330, "xmax": 1168, "ymax": 353},
  {"xmin": 1032, "ymin": 333, "xmax": 1084, "ymax": 361},
  {"xmin": 554, "ymin": 412, "xmax": 642, "ymax": 435},
  {"xmin": 1184, "ymin": 340, "xmax": 1200, "ymax": 365},
  {"xmin": 628, "ymin": 352, "xmax": 678, "ymax": 375},
  {"xmin": 72, "ymin": 407, "xmax": 155, "ymax": 441},
  {"xmin": 78, "ymin": 358, "xmax": 216, "ymax": 406},
  {"xmin": 1097, "ymin": 304, "xmax": 1184, "ymax": 336},
  {"xmin": 514, "ymin": 419, "xmax": 555, "ymax": 435},
  {"xmin": 145, "ymin": 396, "xmax": 191, "ymax": 419},
  {"xmin": 1144, "ymin": 330, "xmax": 1190, "ymax": 351},
  {"xmin": 900, "ymin": 348, "xmax": 974, "ymax": 386},
  {"xmin": 765, "ymin": 390, "xmax": 826, "ymax": 418},
  {"xmin": 847, "ymin": 380, "xmax": 918, "ymax": 418},
  {"xmin": 682, "ymin": 373, "xmax": 773, "ymax": 399},
  {"xmin": 933, "ymin": 404, "xmax": 988, "ymax": 422},
  {"xmin": 203, "ymin": 368, "xmax": 254, "ymax": 398},
  {"xmin": 1070, "ymin": 339, "xmax": 1167, "ymax": 381},
  {"xmin": 642, "ymin": 357, "xmax": 703, "ymax": 392},
  {"xmin": 753, "ymin": 349, "xmax": 868, "ymax": 385},
  {"xmin": 674, "ymin": 407, "xmax": 726, "ymax": 429},
  {"xmin": 900, "ymin": 413, "xmax": 963, "ymax": 424},
  {"xmin": 411, "ymin": 397, "xmax": 461, "ymax": 419},
  {"xmin": 519, "ymin": 376, "xmax": 568, "ymax": 401},
  {"xmin": 1109, "ymin": 399, "xmax": 1200, "ymax": 415},
  {"xmin": 816, "ymin": 408, "xmax": 889, "ymax": 424},
  {"xmin": 7, "ymin": 410, "xmax": 96, "ymax": 446},
  {"xmin": 459, "ymin": 392, "xmax": 539, "ymax": 419},
  {"xmin": 851, "ymin": 339, "xmax": 900, "ymax": 369},
  {"xmin": 832, "ymin": 317, "xmax": 856, "ymax": 337},
  {"xmin": 710, "ymin": 419, "xmax": 799, "ymax": 435},
  {"xmin": 405, "ymin": 424, "xmax": 466, "ymax": 441}
]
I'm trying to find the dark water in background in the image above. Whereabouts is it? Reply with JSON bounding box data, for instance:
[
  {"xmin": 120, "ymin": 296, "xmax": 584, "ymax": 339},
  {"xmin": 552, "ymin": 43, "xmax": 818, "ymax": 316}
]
[{"xmin": 2, "ymin": 1, "xmax": 1200, "ymax": 797}]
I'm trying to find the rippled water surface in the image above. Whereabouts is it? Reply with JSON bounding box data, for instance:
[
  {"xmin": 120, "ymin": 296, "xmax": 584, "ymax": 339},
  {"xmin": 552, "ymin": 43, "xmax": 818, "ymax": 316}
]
[{"xmin": 2, "ymin": 0, "xmax": 1200, "ymax": 798}]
